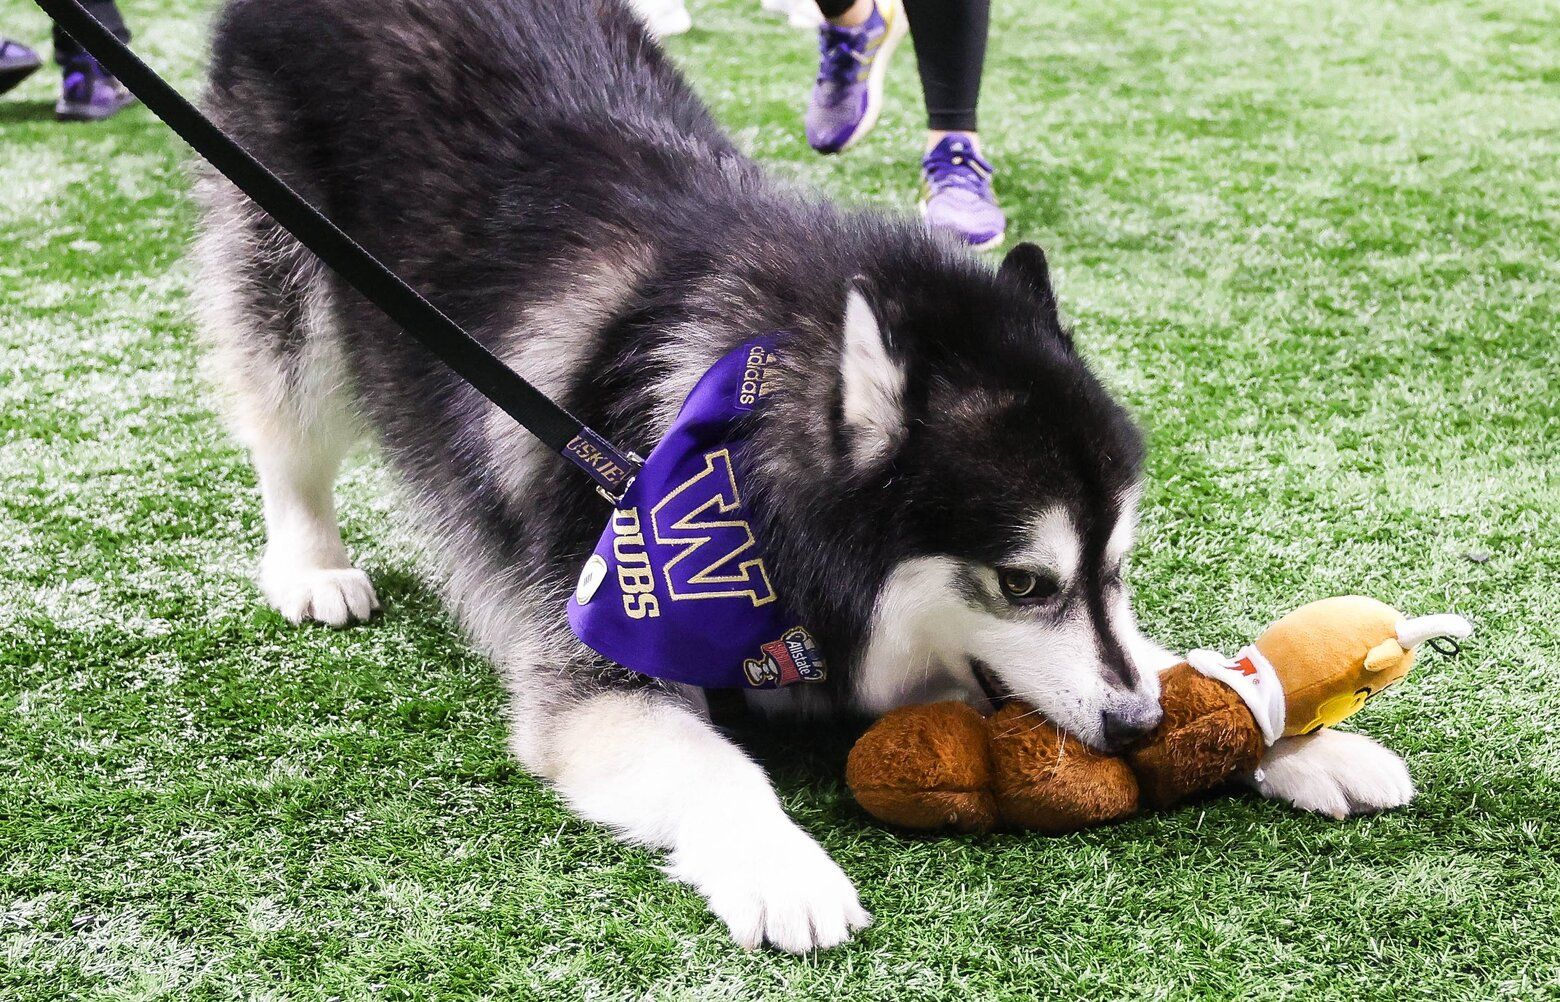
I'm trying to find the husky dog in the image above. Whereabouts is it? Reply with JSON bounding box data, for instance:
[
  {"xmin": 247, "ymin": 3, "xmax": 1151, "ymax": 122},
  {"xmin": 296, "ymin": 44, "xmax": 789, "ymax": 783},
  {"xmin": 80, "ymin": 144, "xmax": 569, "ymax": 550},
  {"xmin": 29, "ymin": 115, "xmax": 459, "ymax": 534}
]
[{"xmin": 196, "ymin": 0, "xmax": 1415, "ymax": 952}]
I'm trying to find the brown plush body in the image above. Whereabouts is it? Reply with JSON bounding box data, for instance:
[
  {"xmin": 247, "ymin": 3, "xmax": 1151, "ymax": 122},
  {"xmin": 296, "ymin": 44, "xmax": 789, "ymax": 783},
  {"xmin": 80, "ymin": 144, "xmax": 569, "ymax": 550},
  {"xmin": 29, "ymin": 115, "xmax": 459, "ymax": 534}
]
[
  {"xmin": 847, "ymin": 702, "xmax": 998, "ymax": 832},
  {"xmin": 1127, "ymin": 664, "xmax": 1265, "ymax": 809},
  {"xmin": 847, "ymin": 665, "xmax": 1258, "ymax": 833},
  {"xmin": 987, "ymin": 703, "xmax": 1141, "ymax": 831}
]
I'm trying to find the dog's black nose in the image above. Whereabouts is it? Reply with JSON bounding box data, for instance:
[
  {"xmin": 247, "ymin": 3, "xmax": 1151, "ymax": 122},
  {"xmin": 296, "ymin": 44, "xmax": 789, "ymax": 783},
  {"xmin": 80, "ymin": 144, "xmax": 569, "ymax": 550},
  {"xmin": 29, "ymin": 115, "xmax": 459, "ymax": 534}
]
[{"xmin": 1101, "ymin": 703, "xmax": 1163, "ymax": 751}]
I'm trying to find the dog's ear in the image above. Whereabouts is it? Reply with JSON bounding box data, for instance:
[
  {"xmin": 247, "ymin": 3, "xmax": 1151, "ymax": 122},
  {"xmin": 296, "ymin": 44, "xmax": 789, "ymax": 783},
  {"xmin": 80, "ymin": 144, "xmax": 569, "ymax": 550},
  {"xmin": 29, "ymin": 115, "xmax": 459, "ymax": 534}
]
[
  {"xmin": 999, "ymin": 242, "xmax": 1070, "ymax": 347},
  {"xmin": 839, "ymin": 280, "xmax": 906, "ymax": 466}
]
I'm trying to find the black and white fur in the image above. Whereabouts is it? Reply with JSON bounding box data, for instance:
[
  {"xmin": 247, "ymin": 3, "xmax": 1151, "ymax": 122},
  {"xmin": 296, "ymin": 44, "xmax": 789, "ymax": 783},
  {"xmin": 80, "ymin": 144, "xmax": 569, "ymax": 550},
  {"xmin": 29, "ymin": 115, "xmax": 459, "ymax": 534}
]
[{"xmin": 195, "ymin": 0, "xmax": 1413, "ymax": 952}]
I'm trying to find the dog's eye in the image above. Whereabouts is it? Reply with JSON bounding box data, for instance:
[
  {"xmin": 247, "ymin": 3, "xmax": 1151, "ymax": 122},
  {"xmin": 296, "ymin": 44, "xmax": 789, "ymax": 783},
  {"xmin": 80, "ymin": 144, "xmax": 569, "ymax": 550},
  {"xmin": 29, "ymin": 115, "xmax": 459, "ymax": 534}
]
[{"xmin": 998, "ymin": 568, "xmax": 1061, "ymax": 605}]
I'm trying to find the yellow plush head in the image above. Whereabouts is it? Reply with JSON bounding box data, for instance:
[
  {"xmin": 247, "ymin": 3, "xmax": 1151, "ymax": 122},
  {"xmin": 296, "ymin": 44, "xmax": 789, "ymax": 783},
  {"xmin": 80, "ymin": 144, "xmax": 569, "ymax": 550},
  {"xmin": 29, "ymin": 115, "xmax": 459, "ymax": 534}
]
[{"xmin": 1254, "ymin": 596, "xmax": 1472, "ymax": 737}]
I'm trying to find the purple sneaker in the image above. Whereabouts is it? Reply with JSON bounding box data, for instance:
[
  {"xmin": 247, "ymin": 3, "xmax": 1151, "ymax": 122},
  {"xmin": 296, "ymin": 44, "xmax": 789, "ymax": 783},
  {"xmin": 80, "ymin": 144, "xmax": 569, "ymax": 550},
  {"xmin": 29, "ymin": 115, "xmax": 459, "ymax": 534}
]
[
  {"xmin": 919, "ymin": 134, "xmax": 1006, "ymax": 250},
  {"xmin": 0, "ymin": 38, "xmax": 42, "ymax": 96},
  {"xmin": 804, "ymin": 0, "xmax": 906, "ymax": 155},
  {"xmin": 56, "ymin": 54, "xmax": 136, "ymax": 122}
]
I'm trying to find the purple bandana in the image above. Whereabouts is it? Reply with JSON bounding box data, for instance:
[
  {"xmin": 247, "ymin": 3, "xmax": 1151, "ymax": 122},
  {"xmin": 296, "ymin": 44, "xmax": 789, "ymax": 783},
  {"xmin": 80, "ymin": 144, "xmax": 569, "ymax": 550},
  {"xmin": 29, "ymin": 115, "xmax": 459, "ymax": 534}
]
[{"xmin": 567, "ymin": 336, "xmax": 827, "ymax": 689}]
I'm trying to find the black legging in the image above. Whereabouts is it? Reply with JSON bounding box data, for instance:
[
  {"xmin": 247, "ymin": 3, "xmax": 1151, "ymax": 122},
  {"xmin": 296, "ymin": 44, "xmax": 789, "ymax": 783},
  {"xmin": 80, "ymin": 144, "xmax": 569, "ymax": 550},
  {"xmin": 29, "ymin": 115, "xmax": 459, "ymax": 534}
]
[
  {"xmin": 816, "ymin": 0, "xmax": 989, "ymax": 132},
  {"xmin": 54, "ymin": 0, "xmax": 129, "ymax": 63}
]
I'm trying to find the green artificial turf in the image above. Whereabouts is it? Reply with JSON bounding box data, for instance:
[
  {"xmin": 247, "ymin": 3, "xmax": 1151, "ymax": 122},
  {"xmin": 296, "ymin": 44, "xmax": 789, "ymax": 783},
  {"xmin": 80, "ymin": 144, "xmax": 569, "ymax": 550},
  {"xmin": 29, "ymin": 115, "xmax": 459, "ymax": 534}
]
[{"xmin": 2, "ymin": 0, "xmax": 1556, "ymax": 997}]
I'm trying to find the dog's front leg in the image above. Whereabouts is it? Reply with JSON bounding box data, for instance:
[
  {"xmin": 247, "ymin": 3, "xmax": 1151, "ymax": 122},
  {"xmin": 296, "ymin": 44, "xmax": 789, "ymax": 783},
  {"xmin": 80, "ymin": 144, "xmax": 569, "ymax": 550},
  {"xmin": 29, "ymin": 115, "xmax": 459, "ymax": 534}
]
[
  {"xmin": 1250, "ymin": 728, "xmax": 1415, "ymax": 819},
  {"xmin": 526, "ymin": 687, "xmax": 870, "ymax": 952}
]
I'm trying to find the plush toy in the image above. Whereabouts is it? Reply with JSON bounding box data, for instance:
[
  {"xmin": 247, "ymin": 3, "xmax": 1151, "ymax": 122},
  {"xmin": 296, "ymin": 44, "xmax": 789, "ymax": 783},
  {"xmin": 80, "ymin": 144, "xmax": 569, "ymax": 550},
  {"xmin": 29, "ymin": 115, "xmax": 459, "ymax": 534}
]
[{"xmin": 846, "ymin": 596, "xmax": 1471, "ymax": 834}]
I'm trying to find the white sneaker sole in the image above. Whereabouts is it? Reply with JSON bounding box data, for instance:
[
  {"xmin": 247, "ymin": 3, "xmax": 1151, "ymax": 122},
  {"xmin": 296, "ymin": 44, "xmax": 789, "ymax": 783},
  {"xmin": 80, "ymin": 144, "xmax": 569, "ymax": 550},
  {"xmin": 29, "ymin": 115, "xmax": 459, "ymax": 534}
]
[
  {"xmin": 918, "ymin": 198, "xmax": 1007, "ymax": 251},
  {"xmin": 835, "ymin": 0, "xmax": 909, "ymax": 153}
]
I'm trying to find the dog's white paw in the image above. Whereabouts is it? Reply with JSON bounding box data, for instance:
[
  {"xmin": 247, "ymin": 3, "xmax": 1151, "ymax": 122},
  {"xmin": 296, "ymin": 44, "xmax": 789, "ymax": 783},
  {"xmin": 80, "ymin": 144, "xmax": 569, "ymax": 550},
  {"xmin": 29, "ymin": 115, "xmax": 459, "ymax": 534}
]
[
  {"xmin": 665, "ymin": 821, "xmax": 871, "ymax": 952},
  {"xmin": 260, "ymin": 562, "xmax": 379, "ymax": 627},
  {"xmin": 1252, "ymin": 728, "xmax": 1414, "ymax": 819}
]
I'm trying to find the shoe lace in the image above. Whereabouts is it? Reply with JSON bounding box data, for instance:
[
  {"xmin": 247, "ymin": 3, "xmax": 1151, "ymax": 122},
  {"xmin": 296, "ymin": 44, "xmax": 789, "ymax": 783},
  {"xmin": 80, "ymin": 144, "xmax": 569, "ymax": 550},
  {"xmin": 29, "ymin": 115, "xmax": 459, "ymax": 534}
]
[
  {"xmin": 816, "ymin": 24, "xmax": 869, "ymax": 89},
  {"xmin": 64, "ymin": 54, "xmax": 108, "ymax": 81},
  {"xmin": 923, "ymin": 144, "xmax": 995, "ymax": 198}
]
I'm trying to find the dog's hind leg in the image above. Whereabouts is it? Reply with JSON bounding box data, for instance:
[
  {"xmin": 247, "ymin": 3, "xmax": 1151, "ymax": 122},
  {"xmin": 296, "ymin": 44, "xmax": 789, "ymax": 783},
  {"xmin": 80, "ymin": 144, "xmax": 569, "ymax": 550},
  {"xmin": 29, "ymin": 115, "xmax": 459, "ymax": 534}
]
[{"xmin": 194, "ymin": 181, "xmax": 378, "ymax": 627}]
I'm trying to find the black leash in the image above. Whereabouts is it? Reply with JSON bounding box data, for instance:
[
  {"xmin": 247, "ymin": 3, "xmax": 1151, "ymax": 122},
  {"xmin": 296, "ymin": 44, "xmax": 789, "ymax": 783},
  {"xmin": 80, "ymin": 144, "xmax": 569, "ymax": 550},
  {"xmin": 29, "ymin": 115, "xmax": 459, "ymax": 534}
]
[{"xmin": 34, "ymin": 0, "xmax": 642, "ymax": 502}]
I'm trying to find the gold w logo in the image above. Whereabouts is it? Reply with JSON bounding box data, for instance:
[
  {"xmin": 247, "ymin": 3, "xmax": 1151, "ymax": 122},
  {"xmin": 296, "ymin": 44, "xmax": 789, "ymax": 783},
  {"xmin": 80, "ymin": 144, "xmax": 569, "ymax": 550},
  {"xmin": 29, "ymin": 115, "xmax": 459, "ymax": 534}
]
[{"xmin": 649, "ymin": 449, "xmax": 776, "ymax": 606}]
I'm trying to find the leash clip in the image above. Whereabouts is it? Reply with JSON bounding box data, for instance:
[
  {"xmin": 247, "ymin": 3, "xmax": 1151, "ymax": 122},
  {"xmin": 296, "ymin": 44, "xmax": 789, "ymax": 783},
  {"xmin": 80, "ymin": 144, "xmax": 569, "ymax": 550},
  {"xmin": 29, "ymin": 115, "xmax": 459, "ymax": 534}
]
[
  {"xmin": 595, "ymin": 453, "xmax": 644, "ymax": 506},
  {"xmin": 561, "ymin": 426, "xmax": 644, "ymax": 507}
]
